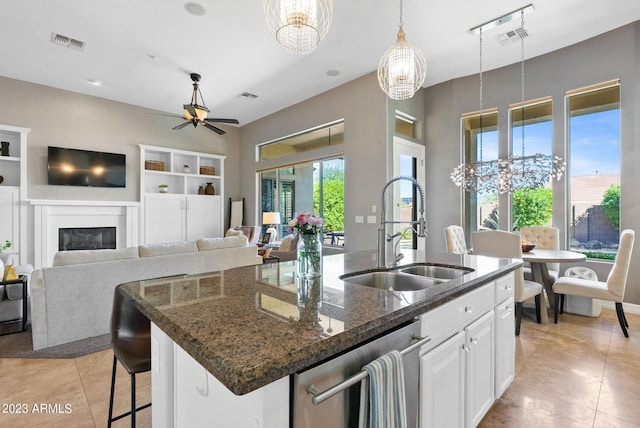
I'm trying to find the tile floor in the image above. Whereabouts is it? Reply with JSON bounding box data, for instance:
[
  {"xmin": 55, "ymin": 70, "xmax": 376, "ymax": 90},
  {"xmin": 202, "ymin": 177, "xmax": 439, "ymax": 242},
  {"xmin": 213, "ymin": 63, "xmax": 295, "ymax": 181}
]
[{"xmin": 0, "ymin": 308, "xmax": 637, "ymax": 427}]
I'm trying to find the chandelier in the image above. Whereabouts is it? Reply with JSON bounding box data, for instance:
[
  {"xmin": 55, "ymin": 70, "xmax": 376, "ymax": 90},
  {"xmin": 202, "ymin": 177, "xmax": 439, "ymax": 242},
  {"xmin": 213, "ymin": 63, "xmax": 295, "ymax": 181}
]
[
  {"xmin": 263, "ymin": 0, "xmax": 333, "ymax": 55},
  {"xmin": 451, "ymin": 4, "xmax": 565, "ymax": 194},
  {"xmin": 377, "ymin": 0, "xmax": 427, "ymax": 100}
]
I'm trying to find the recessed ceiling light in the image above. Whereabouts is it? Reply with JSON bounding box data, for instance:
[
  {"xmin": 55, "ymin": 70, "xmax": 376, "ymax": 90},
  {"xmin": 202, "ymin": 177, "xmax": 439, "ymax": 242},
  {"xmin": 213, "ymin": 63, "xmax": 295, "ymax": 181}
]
[
  {"xmin": 86, "ymin": 79, "xmax": 102, "ymax": 86},
  {"xmin": 148, "ymin": 54, "xmax": 159, "ymax": 61},
  {"xmin": 184, "ymin": 2, "xmax": 206, "ymax": 16},
  {"xmin": 326, "ymin": 69, "xmax": 340, "ymax": 77}
]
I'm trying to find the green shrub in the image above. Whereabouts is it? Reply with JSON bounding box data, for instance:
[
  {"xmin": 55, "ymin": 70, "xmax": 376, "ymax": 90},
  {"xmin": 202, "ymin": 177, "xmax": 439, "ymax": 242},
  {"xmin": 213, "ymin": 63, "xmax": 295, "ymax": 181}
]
[{"xmin": 601, "ymin": 184, "xmax": 620, "ymax": 227}]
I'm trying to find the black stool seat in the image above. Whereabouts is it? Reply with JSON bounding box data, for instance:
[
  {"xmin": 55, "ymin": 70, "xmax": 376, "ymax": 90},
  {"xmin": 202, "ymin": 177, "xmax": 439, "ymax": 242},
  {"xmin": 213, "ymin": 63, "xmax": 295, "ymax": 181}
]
[{"xmin": 108, "ymin": 285, "xmax": 152, "ymax": 427}]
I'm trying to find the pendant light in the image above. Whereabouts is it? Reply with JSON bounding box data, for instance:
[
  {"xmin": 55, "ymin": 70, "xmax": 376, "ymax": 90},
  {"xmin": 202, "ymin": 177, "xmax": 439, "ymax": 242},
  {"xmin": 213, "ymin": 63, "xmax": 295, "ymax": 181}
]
[
  {"xmin": 451, "ymin": 4, "xmax": 564, "ymax": 194},
  {"xmin": 377, "ymin": 0, "xmax": 427, "ymax": 100},
  {"xmin": 263, "ymin": 0, "xmax": 334, "ymax": 55}
]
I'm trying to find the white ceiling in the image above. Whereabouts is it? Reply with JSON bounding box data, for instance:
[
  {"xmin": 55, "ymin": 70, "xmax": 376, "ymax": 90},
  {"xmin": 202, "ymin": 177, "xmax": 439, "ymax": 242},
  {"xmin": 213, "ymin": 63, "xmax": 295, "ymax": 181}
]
[{"xmin": 1, "ymin": 1, "xmax": 639, "ymax": 127}]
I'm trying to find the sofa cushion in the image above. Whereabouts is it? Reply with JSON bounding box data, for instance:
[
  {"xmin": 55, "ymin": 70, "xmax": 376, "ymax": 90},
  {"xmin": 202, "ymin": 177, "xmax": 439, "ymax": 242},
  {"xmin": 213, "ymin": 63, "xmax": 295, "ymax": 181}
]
[
  {"xmin": 139, "ymin": 240, "xmax": 198, "ymax": 258},
  {"xmin": 197, "ymin": 235, "xmax": 248, "ymax": 251},
  {"xmin": 225, "ymin": 228, "xmax": 243, "ymax": 237},
  {"xmin": 53, "ymin": 247, "xmax": 140, "ymax": 267}
]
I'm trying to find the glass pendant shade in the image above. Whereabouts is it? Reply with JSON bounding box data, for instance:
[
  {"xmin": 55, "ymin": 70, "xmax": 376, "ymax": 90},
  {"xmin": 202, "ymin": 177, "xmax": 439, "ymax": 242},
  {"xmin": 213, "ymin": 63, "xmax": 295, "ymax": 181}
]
[
  {"xmin": 184, "ymin": 104, "xmax": 209, "ymax": 121},
  {"xmin": 377, "ymin": 27, "xmax": 427, "ymax": 100},
  {"xmin": 264, "ymin": 0, "xmax": 333, "ymax": 55}
]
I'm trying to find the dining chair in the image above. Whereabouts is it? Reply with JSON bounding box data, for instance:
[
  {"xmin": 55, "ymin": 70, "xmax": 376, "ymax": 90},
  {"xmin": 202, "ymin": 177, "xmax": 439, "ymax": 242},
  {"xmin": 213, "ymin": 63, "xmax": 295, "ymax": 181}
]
[
  {"xmin": 553, "ymin": 229, "xmax": 635, "ymax": 337},
  {"xmin": 519, "ymin": 226, "xmax": 560, "ymax": 282},
  {"xmin": 444, "ymin": 225, "xmax": 468, "ymax": 254},
  {"xmin": 472, "ymin": 230, "xmax": 542, "ymax": 335},
  {"xmin": 108, "ymin": 285, "xmax": 152, "ymax": 427}
]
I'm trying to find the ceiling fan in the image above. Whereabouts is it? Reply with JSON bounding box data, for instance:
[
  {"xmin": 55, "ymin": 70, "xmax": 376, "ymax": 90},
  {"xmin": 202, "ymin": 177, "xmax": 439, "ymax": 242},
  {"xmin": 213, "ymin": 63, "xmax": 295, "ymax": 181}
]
[{"xmin": 173, "ymin": 73, "xmax": 239, "ymax": 135}]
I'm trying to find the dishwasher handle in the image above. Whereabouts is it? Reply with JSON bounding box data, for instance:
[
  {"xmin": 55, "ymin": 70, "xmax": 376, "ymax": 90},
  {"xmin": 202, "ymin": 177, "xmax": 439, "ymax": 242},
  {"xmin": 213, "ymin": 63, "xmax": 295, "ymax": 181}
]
[{"xmin": 307, "ymin": 334, "xmax": 431, "ymax": 405}]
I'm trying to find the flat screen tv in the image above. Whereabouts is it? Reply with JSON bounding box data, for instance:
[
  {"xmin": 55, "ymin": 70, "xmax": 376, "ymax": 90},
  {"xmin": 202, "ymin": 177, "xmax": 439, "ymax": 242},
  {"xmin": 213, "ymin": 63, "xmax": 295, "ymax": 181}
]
[{"xmin": 47, "ymin": 146, "xmax": 126, "ymax": 187}]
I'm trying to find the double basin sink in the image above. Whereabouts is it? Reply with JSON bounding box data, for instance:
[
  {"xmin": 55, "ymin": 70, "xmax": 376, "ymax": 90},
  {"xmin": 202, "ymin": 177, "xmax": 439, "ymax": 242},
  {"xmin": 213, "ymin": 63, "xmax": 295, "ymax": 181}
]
[{"xmin": 340, "ymin": 263, "xmax": 474, "ymax": 292}]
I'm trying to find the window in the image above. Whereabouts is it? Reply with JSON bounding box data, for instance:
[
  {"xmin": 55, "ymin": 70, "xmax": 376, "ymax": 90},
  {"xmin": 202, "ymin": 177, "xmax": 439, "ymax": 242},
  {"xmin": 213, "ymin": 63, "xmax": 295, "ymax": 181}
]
[
  {"xmin": 566, "ymin": 81, "xmax": 621, "ymax": 259},
  {"xmin": 510, "ymin": 98, "xmax": 553, "ymax": 231},
  {"xmin": 260, "ymin": 157, "xmax": 344, "ymax": 245},
  {"xmin": 462, "ymin": 109, "xmax": 499, "ymax": 232},
  {"xmin": 258, "ymin": 121, "xmax": 344, "ymax": 161},
  {"xmin": 395, "ymin": 111, "xmax": 417, "ymax": 138}
]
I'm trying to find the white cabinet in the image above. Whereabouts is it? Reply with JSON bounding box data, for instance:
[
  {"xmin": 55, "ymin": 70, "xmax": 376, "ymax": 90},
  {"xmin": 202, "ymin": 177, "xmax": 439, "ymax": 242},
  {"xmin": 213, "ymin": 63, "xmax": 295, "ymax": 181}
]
[
  {"xmin": 0, "ymin": 125, "xmax": 30, "ymax": 264},
  {"xmin": 420, "ymin": 331, "xmax": 466, "ymax": 428},
  {"xmin": 143, "ymin": 194, "xmax": 221, "ymax": 244},
  {"xmin": 150, "ymin": 323, "xmax": 289, "ymax": 428},
  {"xmin": 419, "ymin": 271, "xmax": 515, "ymax": 428},
  {"xmin": 465, "ymin": 311, "xmax": 495, "ymax": 428},
  {"xmin": 140, "ymin": 145, "xmax": 225, "ymax": 245},
  {"xmin": 494, "ymin": 298, "xmax": 515, "ymax": 397}
]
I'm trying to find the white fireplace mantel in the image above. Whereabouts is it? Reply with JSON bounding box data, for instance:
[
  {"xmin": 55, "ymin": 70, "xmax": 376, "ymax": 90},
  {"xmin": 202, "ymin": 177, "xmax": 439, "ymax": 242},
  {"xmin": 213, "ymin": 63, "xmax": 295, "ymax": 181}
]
[{"xmin": 31, "ymin": 200, "xmax": 139, "ymax": 268}]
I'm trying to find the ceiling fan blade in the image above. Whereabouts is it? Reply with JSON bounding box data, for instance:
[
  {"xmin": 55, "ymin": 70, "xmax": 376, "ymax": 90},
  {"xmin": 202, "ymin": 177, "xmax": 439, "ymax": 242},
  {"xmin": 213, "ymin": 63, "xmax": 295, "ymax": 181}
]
[
  {"xmin": 203, "ymin": 122, "xmax": 226, "ymax": 135},
  {"xmin": 205, "ymin": 118, "xmax": 239, "ymax": 125},
  {"xmin": 172, "ymin": 122, "xmax": 191, "ymax": 130}
]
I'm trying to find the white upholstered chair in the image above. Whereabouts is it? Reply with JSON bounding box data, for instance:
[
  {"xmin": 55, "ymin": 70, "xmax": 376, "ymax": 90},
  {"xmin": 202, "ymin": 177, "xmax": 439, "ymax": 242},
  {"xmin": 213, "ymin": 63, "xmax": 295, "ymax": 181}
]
[
  {"xmin": 444, "ymin": 225, "xmax": 469, "ymax": 254},
  {"xmin": 472, "ymin": 230, "xmax": 542, "ymax": 336},
  {"xmin": 553, "ymin": 229, "xmax": 635, "ymax": 337},
  {"xmin": 519, "ymin": 226, "xmax": 560, "ymax": 282}
]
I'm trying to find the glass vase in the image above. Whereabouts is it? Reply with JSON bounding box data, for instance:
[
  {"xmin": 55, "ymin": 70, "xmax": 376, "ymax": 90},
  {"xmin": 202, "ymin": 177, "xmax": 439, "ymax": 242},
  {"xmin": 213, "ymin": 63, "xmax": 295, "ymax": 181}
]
[{"xmin": 296, "ymin": 233, "xmax": 322, "ymax": 279}]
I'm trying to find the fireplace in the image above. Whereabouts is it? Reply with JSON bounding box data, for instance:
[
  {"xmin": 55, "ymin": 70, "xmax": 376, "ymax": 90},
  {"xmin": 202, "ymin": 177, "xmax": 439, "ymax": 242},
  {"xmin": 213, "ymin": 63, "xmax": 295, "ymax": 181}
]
[{"xmin": 59, "ymin": 227, "xmax": 117, "ymax": 251}]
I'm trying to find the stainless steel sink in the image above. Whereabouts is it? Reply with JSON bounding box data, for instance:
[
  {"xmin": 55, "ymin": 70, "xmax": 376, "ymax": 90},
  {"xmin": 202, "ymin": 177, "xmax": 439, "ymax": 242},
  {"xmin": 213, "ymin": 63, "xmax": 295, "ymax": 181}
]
[
  {"xmin": 340, "ymin": 271, "xmax": 443, "ymax": 291},
  {"xmin": 394, "ymin": 264, "xmax": 474, "ymax": 280},
  {"xmin": 340, "ymin": 264, "xmax": 474, "ymax": 292}
]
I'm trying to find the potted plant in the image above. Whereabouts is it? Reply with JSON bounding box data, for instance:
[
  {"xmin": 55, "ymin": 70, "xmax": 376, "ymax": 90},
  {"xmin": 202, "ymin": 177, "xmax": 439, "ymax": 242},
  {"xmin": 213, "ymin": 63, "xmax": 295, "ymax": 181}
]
[
  {"xmin": 158, "ymin": 184, "xmax": 169, "ymax": 193},
  {"xmin": 183, "ymin": 164, "xmax": 190, "ymax": 173},
  {"xmin": 0, "ymin": 240, "xmax": 12, "ymax": 266}
]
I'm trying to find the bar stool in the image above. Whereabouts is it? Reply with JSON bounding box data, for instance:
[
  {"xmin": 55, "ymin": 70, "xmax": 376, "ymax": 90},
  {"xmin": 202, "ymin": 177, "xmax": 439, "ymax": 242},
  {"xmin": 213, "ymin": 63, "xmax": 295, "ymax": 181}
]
[{"xmin": 108, "ymin": 285, "xmax": 152, "ymax": 427}]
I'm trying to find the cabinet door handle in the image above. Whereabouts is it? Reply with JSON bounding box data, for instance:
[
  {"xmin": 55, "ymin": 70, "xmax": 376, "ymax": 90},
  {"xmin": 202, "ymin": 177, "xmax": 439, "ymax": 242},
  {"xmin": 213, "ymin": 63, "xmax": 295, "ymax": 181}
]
[
  {"xmin": 503, "ymin": 285, "xmax": 512, "ymax": 291},
  {"xmin": 470, "ymin": 337, "xmax": 478, "ymax": 345},
  {"xmin": 464, "ymin": 306, "xmax": 473, "ymax": 313},
  {"xmin": 195, "ymin": 367, "xmax": 209, "ymax": 397},
  {"xmin": 462, "ymin": 344, "xmax": 471, "ymax": 353}
]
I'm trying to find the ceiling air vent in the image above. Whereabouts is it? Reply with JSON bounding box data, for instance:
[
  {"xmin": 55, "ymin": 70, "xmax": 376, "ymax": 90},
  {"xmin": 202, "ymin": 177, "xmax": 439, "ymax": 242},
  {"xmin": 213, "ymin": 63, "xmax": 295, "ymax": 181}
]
[
  {"xmin": 495, "ymin": 26, "xmax": 528, "ymax": 46},
  {"xmin": 50, "ymin": 32, "xmax": 86, "ymax": 51},
  {"xmin": 239, "ymin": 92, "xmax": 258, "ymax": 100}
]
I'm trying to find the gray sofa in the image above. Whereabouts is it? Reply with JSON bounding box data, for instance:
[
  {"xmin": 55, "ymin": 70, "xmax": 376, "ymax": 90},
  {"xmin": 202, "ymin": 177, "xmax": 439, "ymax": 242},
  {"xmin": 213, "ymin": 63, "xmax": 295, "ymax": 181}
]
[{"xmin": 30, "ymin": 235, "xmax": 260, "ymax": 350}]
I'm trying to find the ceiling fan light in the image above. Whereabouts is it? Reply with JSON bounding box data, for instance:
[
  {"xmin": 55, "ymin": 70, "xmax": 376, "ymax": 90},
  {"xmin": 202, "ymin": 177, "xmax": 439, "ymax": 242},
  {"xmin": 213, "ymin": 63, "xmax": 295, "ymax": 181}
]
[{"xmin": 264, "ymin": 0, "xmax": 333, "ymax": 55}]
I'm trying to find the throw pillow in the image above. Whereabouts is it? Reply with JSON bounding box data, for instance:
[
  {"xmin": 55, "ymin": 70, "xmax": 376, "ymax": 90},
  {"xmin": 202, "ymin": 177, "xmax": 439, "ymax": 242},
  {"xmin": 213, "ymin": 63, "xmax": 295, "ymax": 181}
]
[
  {"xmin": 225, "ymin": 228, "xmax": 242, "ymax": 237},
  {"xmin": 278, "ymin": 234, "xmax": 298, "ymax": 252}
]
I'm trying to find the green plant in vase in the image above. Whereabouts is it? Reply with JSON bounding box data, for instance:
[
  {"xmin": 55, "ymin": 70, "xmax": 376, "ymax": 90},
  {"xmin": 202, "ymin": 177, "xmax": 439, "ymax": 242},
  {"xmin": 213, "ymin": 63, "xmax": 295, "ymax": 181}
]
[
  {"xmin": 158, "ymin": 184, "xmax": 169, "ymax": 193},
  {"xmin": 0, "ymin": 240, "xmax": 11, "ymax": 253}
]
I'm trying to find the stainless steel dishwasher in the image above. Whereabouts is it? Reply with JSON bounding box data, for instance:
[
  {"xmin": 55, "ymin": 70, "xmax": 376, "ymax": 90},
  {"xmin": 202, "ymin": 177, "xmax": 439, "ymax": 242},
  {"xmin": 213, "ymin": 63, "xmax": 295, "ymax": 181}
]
[{"xmin": 293, "ymin": 320, "xmax": 426, "ymax": 427}]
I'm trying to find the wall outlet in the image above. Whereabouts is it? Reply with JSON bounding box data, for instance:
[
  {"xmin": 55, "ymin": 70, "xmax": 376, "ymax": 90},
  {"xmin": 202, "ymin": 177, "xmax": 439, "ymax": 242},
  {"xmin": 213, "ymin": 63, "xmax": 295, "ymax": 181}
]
[
  {"xmin": 371, "ymin": 205, "xmax": 376, "ymax": 213},
  {"xmin": 355, "ymin": 216, "xmax": 364, "ymax": 224},
  {"xmin": 367, "ymin": 215, "xmax": 377, "ymax": 224}
]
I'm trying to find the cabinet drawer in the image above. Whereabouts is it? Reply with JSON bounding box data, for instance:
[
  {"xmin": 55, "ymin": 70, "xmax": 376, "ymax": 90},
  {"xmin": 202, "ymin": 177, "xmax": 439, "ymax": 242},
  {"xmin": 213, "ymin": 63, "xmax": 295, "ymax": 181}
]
[
  {"xmin": 495, "ymin": 272, "xmax": 515, "ymax": 304},
  {"xmin": 420, "ymin": 283, "xmax": 494, "ymax": 354}
]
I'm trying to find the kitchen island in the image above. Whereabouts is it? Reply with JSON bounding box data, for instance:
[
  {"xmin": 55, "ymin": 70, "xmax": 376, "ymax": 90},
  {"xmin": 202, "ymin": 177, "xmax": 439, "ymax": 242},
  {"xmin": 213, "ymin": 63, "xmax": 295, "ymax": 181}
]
[{"xmin": 119, "ymin": 250, "xmax": 521, "ymax": 427}]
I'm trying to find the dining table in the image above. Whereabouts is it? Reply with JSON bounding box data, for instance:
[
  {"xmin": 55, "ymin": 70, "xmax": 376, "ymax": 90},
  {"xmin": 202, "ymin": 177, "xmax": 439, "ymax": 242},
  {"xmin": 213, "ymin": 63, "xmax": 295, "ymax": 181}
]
[{"xmin": 521, "ymin": 248, "xmax": 587, "ymax": 323}]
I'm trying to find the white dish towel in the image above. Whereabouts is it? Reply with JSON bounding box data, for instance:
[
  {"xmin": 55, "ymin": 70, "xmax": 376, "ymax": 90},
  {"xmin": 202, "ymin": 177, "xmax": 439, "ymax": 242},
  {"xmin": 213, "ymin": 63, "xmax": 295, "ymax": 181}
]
[{"xmin": 359, "ymin": 350, "xmax": 407, "ymax": 428}]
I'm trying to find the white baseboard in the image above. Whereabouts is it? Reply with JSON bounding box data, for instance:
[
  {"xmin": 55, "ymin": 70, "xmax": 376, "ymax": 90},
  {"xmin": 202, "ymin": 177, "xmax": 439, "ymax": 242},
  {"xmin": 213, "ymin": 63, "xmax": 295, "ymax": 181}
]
[{"xmin": 601, "ymin": 300, "xmax": 640, "ymax": 315}]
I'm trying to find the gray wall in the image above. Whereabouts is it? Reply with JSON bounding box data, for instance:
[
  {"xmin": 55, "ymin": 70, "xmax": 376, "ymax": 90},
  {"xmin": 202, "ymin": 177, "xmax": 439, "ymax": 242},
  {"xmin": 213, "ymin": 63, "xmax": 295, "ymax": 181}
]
[
  {"xmin": 240, "ymin": 73, "xmax": 426, "ymax": 253},
  {"xmin": 424, "ymin": 22, "xmax": 640, "ymax": 304},
  {"xmin": 0, "ymin": 76, "xmax": 241, "ymax": 203}
]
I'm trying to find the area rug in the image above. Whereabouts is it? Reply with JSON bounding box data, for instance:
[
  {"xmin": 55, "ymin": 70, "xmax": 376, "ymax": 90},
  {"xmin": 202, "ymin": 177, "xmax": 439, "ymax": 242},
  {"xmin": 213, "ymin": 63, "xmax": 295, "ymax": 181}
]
[{"xmin": 0, "ymin": 324, "xmax": 110, "ymax": 359}]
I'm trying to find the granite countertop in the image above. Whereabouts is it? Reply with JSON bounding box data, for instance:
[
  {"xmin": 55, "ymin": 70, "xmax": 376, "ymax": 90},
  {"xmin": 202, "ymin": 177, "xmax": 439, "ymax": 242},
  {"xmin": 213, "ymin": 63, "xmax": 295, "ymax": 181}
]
[{"xmin": 119, "ymin": 250, "xmax": 520, "ymax": 395}]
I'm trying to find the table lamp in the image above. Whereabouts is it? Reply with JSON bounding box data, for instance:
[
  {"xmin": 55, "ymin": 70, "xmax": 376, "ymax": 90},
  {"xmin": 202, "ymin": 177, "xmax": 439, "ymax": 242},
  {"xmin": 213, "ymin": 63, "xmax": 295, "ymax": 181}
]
[{"xmin": 262, "ymin": 212, "xmax": 281, "ymax": 243}]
